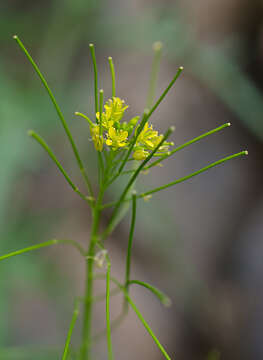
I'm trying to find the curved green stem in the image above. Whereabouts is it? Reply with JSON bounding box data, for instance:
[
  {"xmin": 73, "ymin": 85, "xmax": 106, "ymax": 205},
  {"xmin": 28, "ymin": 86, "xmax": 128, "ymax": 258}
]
[
  {"xmin": 75, "ymin": 112, "xmax": 94, "ymax": 127},
  {"xmin": 128, "ymin": 280, "xmax": 171, "ymax": 307}
]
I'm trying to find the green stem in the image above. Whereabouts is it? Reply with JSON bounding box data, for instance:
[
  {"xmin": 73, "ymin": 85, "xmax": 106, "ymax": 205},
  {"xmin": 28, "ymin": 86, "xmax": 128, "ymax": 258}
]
[
  {"xmin": 140, "ymin": 151, "xmax": 248, "ymax": 198},
  {"xmin": 147, "ymin": 66, "xmax": 183, "ymax": 120},
  {"xmin": 146, "ymin": 41, "xmax": 163, "ymax": 108},
  {"xmin": 103, "ymin": 127, "xmax": 174, "ymax": 239},
  {"xmin": 62, "ymin": 300, "xmax": 80, "ymax": 360},
  {"xmin": 89, "ymin": 43, "xmax": 99, "ymax": 116},
  {"xmin": 99, "ymin": 89, "xmax": 104, "ymax": 135},
  {"xmin": 102, "ymin": 150, "xmax": 248, "ymax": 210},
  {"xmin": 108, "ymin": 57, "xmax": 116, "ymax": 97},
  {"xmin": 28, "ymin": 130, "xmax": 91, "ymax": 203},
  {"xmin": 117, "ymin": 109, "xmax": 149, "ymax": 175},
  {"xmin": 106, "ymin": 258, "xmax": 114, "ymax": 360},
  {"xmin": 13, "ymin": 35, "xmax": 93, "ymax": 197},
  {"xmin": 145, "ymin": 122, "xmax": 231, "ymax": 170},
  {"xmin": 128, "ymin": 280, "xmax": 171, "ymax": 306},
  {"xmin": 110, "ymin": 277, "xmax": 172, "ymax": 360},
  {"xmin": 124, "ymin": 193, "xmax": 137, "ymax": 310},
  {"xmin": 81, "ymin": 189, "xmax": 104, "ymax": 359},
  {"xmin": 75, "ymin": 112, "xmax": 94, "ymax": 127},
  {"xmin": 118, "ymin": 66, "xmax": 182, "ymax": 175},
  {"xmin": 0, "ymin": 239, "xmax": 86, "ymax": 262}
]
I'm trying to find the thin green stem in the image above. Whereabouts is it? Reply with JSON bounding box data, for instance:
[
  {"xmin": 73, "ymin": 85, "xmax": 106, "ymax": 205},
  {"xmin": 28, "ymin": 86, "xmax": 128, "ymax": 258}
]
[
  {"xmin": 110, "ymin": 277, "xmax": 172, "ymax": 360},
  {"xmin": 147, "ymin": 66, "xmax": 183, "ymax": 120},
  {"xmin": 92, "ymin": 308, "xmax": 128, "ymax": 344},
  {"xmin": 62, "ymin": 300, "xmax": 80, "ymax": 360},
  {"xmin": 117, "ymin": 109, "xmax": 149, "ymax": 175},
  {"xmin": 81, "ymin": 188, "xmax": 105, "ymax": 360},
  {"xmin": 99, "ymin": 89, "xmax": 104, "ymax": 135},
  {"xmin": 98, "ymin": 152, "xmax": 104, "ymax": 187},
  {"xmin": 106, "ymin": 258, "xmax": 114, "ymax": 360},
  {"xmin": 94, "ymin": 242, "xmax": 114, "ymax": 359},
  {"xmin": 102, "ymin": 150, "xmax": 248, "ymax": 209},
  {"xmin": 89, "ymin": 43, "xmax": 99, "ymax": 117},
  {"xmin": 139, "ymin": 151, "xmax": 248, "ymax": 198},
  {"xmin": 146, "ymin": 41, "xmax": 163, "ymax": 108},
  {"xmin": 128, "ymin": 280, "xmax": 171, "ymax": 307},
  {"xmin": 28, "ymin": 130, "xmax": 91, "ymax": 203},
  {"xmin": 108, "ymin": 57, "xmax": 116, "ymax": 97},
  {"xmin": 124, "ymin": 193, "xmax": 137, "ymax": 310},
  {"xmin": 103, "ymin": 127, "xmax": 174, "ymax": 239},
  {"xmin": 75, "ymin": 112, "xmax": 94, "ymax": 127},
  {"xmin": 118, "ymin": 66, "xmax": 182, "ymax": 175},
  {"xmin": 92, "ymin": 287, "xmax": 121, "ymax": 303},
  {"xmin": 13, "ymin": 35, "xmax": 93, "ymax": 197},
  {"xmin": 0, "ymin": 239, "xmax": 86, "ymax": 262},
  {"xmin": 145, "ymin": 122, "xmax": 231, "ymax": 170}
]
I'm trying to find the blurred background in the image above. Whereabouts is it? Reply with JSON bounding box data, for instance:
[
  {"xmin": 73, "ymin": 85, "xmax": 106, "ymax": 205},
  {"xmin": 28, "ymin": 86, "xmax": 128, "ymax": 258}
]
[{"xmin": 0, "ymin": 0, "xmax": 263, "ymax": 359}]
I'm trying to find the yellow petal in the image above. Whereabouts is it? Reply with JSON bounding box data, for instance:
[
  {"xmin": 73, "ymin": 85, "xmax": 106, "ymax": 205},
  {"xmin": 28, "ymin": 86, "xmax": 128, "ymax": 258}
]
[
  {"xmin": 119, "ymin": 130, "xmax": 128, "ymax": 141},
  {"xmin": 108, "ymin": 127, "xmax": 116, "ymax": 138}
]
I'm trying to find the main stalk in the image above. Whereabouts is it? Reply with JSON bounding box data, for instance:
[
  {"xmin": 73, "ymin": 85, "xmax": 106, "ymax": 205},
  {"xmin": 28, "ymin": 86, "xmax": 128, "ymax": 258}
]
[{"xmin": 81, "ymin": 191, "xmax": 103, "ymax": 359}]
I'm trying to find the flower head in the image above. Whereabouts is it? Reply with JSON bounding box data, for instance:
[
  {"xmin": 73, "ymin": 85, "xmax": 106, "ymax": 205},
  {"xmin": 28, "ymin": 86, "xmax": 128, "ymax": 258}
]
[
  {"xmin": 106, "ymin": 126, "xmax": 128, "ymax": 150},
  {"xmin": 96, "ymin": 97, "xmax": 128, "ymax": 129},
  {"xmin": 136, "ymin": 122, "xmax": 163, "ymax": 150},
  {"xmin": 90, "ymin": 125, "xmax": 103, "ymax": 152}
]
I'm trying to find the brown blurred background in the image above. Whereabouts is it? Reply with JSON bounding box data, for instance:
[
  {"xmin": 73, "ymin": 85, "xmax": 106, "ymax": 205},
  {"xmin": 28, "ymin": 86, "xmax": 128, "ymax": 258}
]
[{"xmin": 0, "ymin": 0, "xmax": 263, "ymax": 359}]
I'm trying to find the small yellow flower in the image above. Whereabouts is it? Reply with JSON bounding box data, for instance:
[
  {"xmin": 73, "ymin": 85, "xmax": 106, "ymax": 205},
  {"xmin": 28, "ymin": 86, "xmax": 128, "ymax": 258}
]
[
  {"xmin": 133, "ymin": 122, "xmax": 174, "ymax": 160},
  {"xmin": 96, "ymin": 97, "xmax": 128, "ymax": 129},
  {"xmin": 90, "ymin": 125, "xmax": 103, "ymax": 152},
  {"xmin": 133, "ymin": 149, "xmax": 149, "ymax": 160},
  {"xmin": 136, "ymin": 122, "xmax": 163, "ymax": 150},
  {"xmin": 106, "ymin": 126, "xmax": 128, "ymax": 150}
]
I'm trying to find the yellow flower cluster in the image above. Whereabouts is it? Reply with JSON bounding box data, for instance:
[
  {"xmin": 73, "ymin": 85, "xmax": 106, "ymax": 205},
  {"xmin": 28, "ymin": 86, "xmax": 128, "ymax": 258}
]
[
  {"xmin": 89, "ymin": 96, "xmax": 173, "ymax": 161},
  {"xmin": 133, "ymin": 122, "xmax": 174, "ymax": 160}
]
